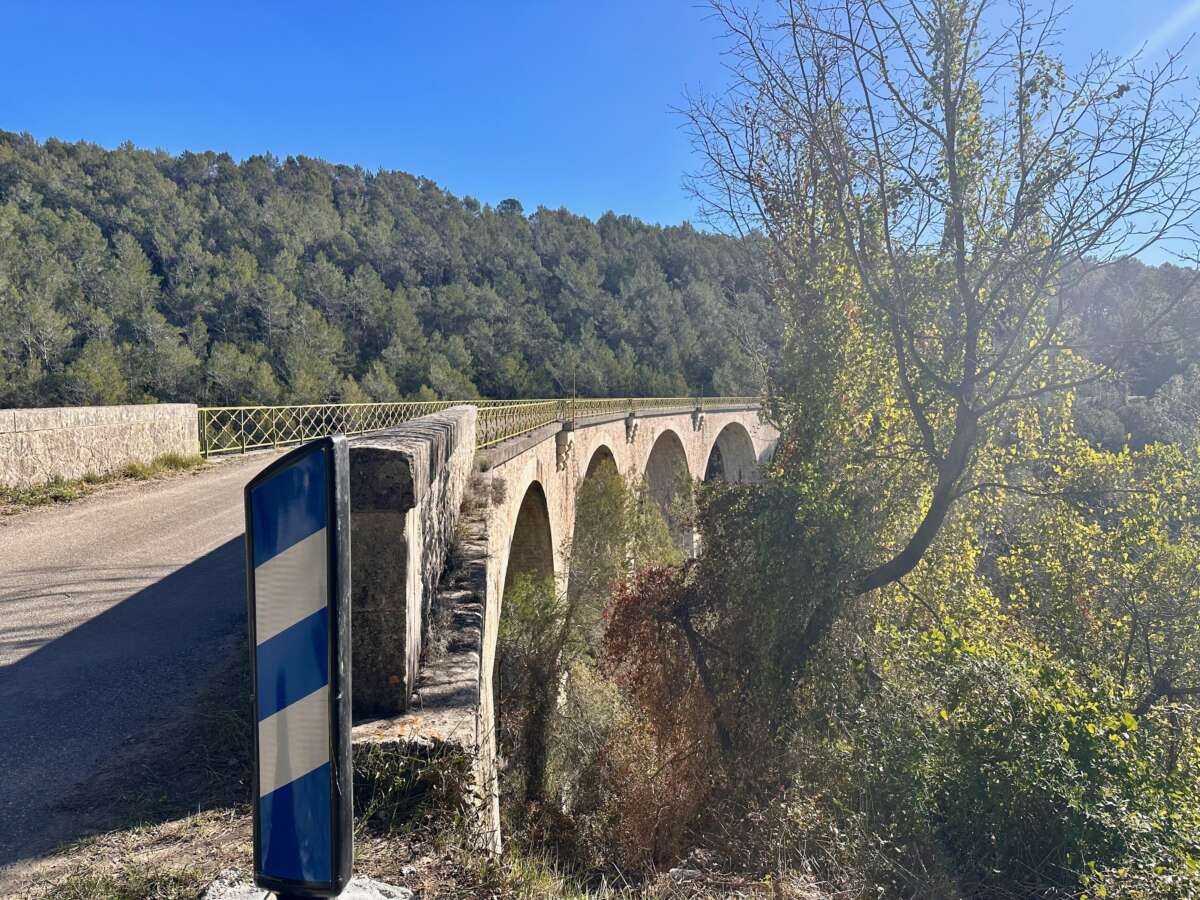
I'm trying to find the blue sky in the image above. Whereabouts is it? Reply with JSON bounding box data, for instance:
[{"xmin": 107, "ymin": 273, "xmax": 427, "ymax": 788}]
[{"xmin": 2, "ymin": 2, "xmax": 1199, "ymax": 227}]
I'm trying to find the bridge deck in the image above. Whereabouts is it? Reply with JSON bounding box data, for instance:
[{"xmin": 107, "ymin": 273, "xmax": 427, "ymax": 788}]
[{"xmin": 0, "ymin": 453, "xmax": 272, "ymax": 868}]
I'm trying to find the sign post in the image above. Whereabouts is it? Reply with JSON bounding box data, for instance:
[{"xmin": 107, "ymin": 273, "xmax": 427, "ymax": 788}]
[{"xmin": 245, "ymin": 435, "xmax": 352, "ymax": 898}]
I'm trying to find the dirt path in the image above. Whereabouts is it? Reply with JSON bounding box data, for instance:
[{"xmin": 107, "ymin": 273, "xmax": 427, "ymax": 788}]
[{"xmin": 0, "ymin": 452, "xmax": 277, "ymax": 868}]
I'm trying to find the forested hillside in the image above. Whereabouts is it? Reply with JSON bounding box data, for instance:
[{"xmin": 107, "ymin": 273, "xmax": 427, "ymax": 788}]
[
  {"xmin": 3, "ymin": 128, "xmax": 1199, "ymax": 454},
  {"xmin": 0, "ymin": 130, "xmax": 777, "ymax": 408}
]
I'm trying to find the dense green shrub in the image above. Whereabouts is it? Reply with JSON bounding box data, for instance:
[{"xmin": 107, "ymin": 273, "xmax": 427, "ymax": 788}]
[{"xmin": 592, "ymin": 430, "xmax": 1200, "ymax": 896}]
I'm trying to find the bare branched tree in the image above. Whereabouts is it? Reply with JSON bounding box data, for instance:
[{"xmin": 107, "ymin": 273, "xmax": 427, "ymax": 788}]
[{"xmin": 685, "ymin": 0, "xmax": 1200, "ymax": 597}]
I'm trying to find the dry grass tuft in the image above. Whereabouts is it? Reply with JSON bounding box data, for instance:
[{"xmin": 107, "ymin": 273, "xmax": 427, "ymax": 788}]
[{"xmin": 0, "ymin": 453, "xmax": 205, "ymax": 514}]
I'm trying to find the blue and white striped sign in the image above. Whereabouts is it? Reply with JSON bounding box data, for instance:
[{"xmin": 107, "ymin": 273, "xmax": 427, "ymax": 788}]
[{"xmin": 245, "ymin": 437, "xmax": 352, "ymax": 896}]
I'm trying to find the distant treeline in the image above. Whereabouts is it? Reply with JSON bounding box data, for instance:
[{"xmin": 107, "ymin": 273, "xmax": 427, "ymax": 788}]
[{"xmin": 0, "ymin": 130, "xmax": 778, "ymax": 409}]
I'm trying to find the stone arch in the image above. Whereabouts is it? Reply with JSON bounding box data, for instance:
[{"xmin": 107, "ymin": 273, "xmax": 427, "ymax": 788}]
[
  {"xmin": 503, "ymin": 480, "xmax": 554, "ymax": 594},
  {"xmin": 705, "ymin": 422, "xmax": 758, "ymax": 483},
  {"xmin": 583, "ymin": 442, "xmax": 618, "ymax": 479},
  {"xmin": 568, "ymin": 442, "xmax": 624, "ymax": 603},
  {"xmin": 644, "ymin": 429, "xmax": 691, "ymax": 547}
]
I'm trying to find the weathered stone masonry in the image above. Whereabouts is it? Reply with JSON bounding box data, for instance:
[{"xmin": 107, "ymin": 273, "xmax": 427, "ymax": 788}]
[
  {"xmin": 0, "ymin": 403, "xmax": 200, "ymax": 488},
  {"xmin": 348, "ymin": 406, "xmax": 477, "ymax": 717}
]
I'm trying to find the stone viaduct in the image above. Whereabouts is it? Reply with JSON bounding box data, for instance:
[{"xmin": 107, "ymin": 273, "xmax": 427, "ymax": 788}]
[
  {"xmin": 346, "ymin": 400, "xmax": 778, "ymax": 852},
  {"xmin": 0, "ymin": 395, "xmax": 777, "ymax": 852}
]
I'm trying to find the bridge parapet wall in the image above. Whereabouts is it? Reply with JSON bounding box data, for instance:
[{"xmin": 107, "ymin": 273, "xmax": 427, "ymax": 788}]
[
  {"xmin": 348, "ymin": 405, "xmax": 477, "ymax": 718},
  {"xmin": 0, "ymin": 403, "xmax": 199, "ymax": 488}
]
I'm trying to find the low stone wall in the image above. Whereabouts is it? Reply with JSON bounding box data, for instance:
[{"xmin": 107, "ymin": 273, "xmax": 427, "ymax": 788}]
[
  {"xmin": 0, "ymin": 404, "xmax": 200, "ymax": 488},
  {"xmin": 348, "ymin": 405, "xmax": 477, "ymax": 718},
  {"xmin": 352, "ymin": 500, "xmax": 500, "ymax": 852}
]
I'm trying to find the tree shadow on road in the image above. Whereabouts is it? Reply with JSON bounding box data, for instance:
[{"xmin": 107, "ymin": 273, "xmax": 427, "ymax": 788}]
[{"xmin": 0, "ymin": 536, "xmax": 252, "ymax": 868}]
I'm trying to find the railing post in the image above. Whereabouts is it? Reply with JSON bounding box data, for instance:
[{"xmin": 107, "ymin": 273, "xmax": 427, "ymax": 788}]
[{"xmin": 240, "ymin": 408, "xmax": 247, "ymax": 454}]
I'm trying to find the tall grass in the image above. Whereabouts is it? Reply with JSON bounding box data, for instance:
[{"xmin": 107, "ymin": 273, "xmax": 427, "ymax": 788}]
[{"xmin": 0, "ymin": 453, "xmax": 205, "ymax": 512}]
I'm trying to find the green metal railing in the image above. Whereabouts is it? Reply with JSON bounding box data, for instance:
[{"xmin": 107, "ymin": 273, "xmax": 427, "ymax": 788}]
[{"xmin": 197, "ymin": 396, "xmax": 759, "ymax": 457}]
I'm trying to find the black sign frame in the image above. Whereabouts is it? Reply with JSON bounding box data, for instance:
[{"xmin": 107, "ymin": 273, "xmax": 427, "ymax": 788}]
[{"xmin": 244, "ymin": 435, "xmax": 352, "ymax": 898}]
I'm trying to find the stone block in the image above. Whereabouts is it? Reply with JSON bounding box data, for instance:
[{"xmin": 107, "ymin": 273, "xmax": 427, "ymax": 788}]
[
  {"xmin": 348, "ymin": 406, "xmax": 476, "ymax": 718},
  {"xmin": 201, "ymin": 869, "xmax": 412, "ymax": 900},
  {"xmin": 349, "ymin": 508, "xmax": 413, "ymax": 717},
  {"xmin": 9, "ymin": 407, "xmax": 64, "ymax": 433},
  {"xmin": 57, "ymin": 405, "xmax": 113, "ymax": 428},
  {"xmin": 0, "ymin": 403, "xmax": 200, "ymax": 488}
]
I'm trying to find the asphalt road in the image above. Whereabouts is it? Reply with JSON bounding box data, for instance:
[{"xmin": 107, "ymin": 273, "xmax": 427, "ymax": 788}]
[{"xmin": 0, "ymin": 452, "xmax": 275, "ymax": 866}]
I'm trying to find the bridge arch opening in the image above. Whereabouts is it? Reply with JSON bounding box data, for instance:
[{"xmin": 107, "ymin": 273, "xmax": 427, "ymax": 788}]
[
  {"xmin": 704, "ymin": 442, "xmax": 725, "ymax": 482},
  {"xmin": 704, "ymin": 422, "xmax": 758, "ymax": 483},
  {"xmin": 644, "ymin": 429, "xmax": 691, "ymax": 548},
  {"xmin": 584, "ymin": 443, "xmax": 618, "ymax": 479},
  {"xmin": 504, "ymin": 481, "xmax": 555, "ymax": 594},
  {"xmin": 568, "ymin": 445, "xmax": 624, "ymax": 607}
]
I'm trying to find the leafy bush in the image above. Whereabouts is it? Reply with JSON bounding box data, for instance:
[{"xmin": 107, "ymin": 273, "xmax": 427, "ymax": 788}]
[
  {"xmin": 595, "ymin": 443, "xmax": 1200, "ymax": 896},
  {"xmin": 852, "ymin": 604, "xmax": 1200, "ymax": 897},
  {"xmin": 496, "ymin": 461, "xmax": 691, "ymax": 871}
]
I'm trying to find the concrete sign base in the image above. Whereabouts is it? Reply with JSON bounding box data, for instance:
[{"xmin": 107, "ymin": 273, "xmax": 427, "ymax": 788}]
[{"xmin": 202, "ymin": 869, "xmax": 413, "ymax": 900}]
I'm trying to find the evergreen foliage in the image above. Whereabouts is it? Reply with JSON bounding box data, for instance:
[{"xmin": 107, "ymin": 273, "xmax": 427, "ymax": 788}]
[{"xmin": 0, "ymin": 130, "xmax": 779, "ymax": 407}]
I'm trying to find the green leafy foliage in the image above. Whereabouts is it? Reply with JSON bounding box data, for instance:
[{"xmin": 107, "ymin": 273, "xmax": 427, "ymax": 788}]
[
  {"xmin": 0, "ymin": 131, "xmax": 779, "ymax": 407},
  {"xmin": 584, "ymin": 0, "xmax": 1200, "ymax": 887},
  {"xmin": 598, "ymin": 426, "xmax": 1200, "ymax": 895}
]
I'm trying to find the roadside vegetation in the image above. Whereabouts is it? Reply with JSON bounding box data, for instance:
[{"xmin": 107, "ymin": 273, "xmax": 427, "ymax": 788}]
[
  {"xmin": 0, "ymin": 452, "xmax": 205, "ymax": 514},
  {"xmin": 491, "ymin": 1, "xmax": 1200, "ymax": 897},
  {"xmin": 50, "ymin": 866, "xmax": 208, "ymax": 900}
]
